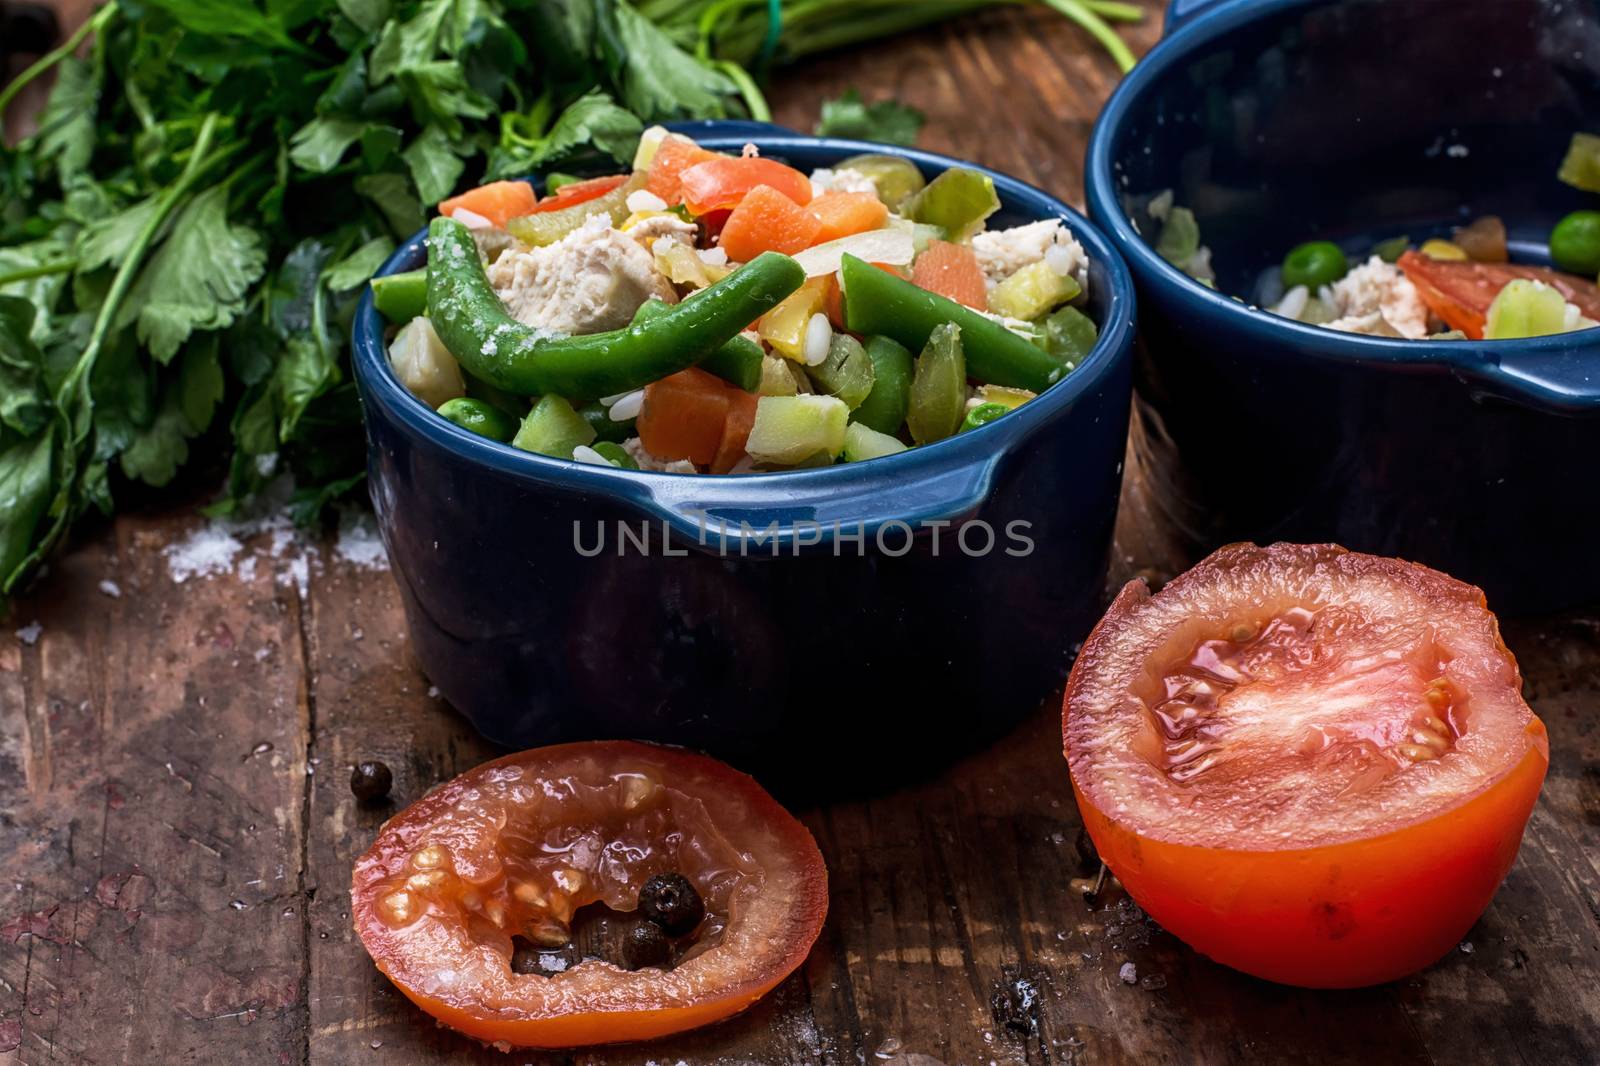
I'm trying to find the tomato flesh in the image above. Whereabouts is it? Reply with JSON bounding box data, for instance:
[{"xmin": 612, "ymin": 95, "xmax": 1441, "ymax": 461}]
[
  {"xmin": 1064, "ymin": 543, "xmax": 1548, "ymax": 988},
  {"xmin": 352, "ymin": 742, "xmax": 828, "ymax": 1047},
  {"xmin": 1397, "ymin": 249, "xmax": 1600, "ymax": 338}
]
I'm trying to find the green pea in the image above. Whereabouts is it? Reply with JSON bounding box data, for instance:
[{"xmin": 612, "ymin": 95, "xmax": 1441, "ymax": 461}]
[
  {"xmin": 1280, "ymin": 241, "xmax": 1349, "ymax": 289},
  {"xmin": 1549, "ymin": 210, "xmax": 1600, "ymax": 275},
  {"xmin": 436, "ymin": 398, "xmax": 519, "ymax": 443},
  {"xmin": 959, "ymin": 402, "xmax": 1009, "ymax": 433}
]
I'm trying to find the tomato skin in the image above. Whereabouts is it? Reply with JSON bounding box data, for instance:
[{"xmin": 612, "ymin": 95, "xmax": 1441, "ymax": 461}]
[
  {"xmin": 1063, "ymin": 543, "xmax": 1550, "ymax": 988},
  {"xmin": 524, "ymin": 174, "xmax": 628, "ymax": 215},
  {"xmin": 678, "ymin": 156, "xmax": 814, "ymax": 216},
  {"xmin": 352, "ymin": 741, "xmax": 828, "ymax": 1048},
  {"xmin": 1074, "ymin": 729, "xmax": 1546, "ymax": 988},
  {"xmin": 1398, "ymin": 249, "xmax": 1600, "ymax": 338}
]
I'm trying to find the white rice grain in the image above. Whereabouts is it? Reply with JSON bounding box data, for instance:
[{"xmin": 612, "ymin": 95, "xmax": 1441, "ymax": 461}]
[
  {"xmin": 626, "ymin": 189, "xmax": 669, "ymax": 214},
  {"xmin": 608, "ymin": 390, "xmax": 646, "ymax": 421},
  {"xmin": 802, "ymin": 313, "xmax": 832, "ymax": 366},
  {"xmin": 571, "ymin": 445, "xmax": 613, "ymax": 467}
]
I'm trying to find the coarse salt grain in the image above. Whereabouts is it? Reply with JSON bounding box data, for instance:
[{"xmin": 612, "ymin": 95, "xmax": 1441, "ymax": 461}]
[
  {"xmin": 802, "ymin": 312, "xmax": 832, "ymax": 366},
  {"xmin": 98, "ymin": 579, "xmax": 121, "ymax": 599},
  {"xmin": 1119, "ymin": 962, "xmax": 1138, "ymax": 984},
  {"xmin": 335, "ymin": 510, "xmax": 389, "ymax": 572},
  {"xmin": 625, "ymin": 189, "xmax": 669, "ymax": 214},
  {"xmin": 608, "ymin": 390, "xmax": 646, "ymax": 421}
]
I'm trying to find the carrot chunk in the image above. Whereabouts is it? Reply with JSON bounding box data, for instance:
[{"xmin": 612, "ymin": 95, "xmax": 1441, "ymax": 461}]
[
  {"xmin": 718, "ymin": 185, "xmax": 823, "ymax": 263},
  {"xmin": 809, "ymin": 191, "xmax": 889, "ymax": 244},
  {"xmin": 912, "ymin": 239, "xmax": 989, "ymax": 310},
  {"xmin": 645, "ymin": 137, "xmax": 724, "ymax": 205},
  {"xmin": 711, "ymin": 389, "xmax": 760, "ymax": 474},
  {"xmin": 638, "ymin": 369, "xmax": 734, "ymax": 467},
  {"xmin": 438, "ymin": 181, "xmax": 539, "ymax": 228}
]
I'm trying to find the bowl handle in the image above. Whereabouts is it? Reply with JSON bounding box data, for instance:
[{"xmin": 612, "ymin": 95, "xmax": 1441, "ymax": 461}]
[
  {"xmin": 1457, "ymin": 350, "xmax": 1600, "ymax": 415},
  {"xmin": 1164, "ymin": 0, "xmax": 1228, "ymax": 34},
  {"xmin": 621, "ymin": 454, "xmax": 1006, "ymax": 555}
]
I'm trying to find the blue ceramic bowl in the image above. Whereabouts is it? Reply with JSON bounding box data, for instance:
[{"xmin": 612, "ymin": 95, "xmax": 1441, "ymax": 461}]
[
  {"xmin": 353, "ymin": 121, "xmax": 1136, "ymax": 784},
  {"xmin": 1087, "ymin": 0, "xmax": 1600, "ymax": 612}
]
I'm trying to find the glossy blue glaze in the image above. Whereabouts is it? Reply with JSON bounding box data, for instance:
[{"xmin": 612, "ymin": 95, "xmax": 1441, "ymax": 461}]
[
  {"xmin": 1089, "ymin": 0, "xmax": 1600, "ymax": 612},
  {"xmin": 352, "ymin": 122, "xmax": 1136, "ymax": 783}
]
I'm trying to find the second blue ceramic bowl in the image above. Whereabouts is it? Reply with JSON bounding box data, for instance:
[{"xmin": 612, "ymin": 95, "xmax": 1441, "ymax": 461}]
[
  {"xmin": 353, "ymin": 121, "xmax": 1136, "ymax": 787},
  {"xmin": 1088, "ymin": 0, "xmax": 1600, "ymax": 612}
]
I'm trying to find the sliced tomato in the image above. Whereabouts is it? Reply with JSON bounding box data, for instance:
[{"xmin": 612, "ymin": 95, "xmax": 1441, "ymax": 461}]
[
  {"xmin": 678, "ymin": 156, "xmax": 814, "ymax": 216},
  {"xmin": 1397, "ymin": 250, "xmax": 1600, "ymax": 338},
  {"xmin": 522, "ymin": 175, "xmax": 629, "ymax": 216},
  {"xmin": 1064, "ymin": 543, "xmax": 1548, "ymax": 988},
  {"xmin": 352, "ymin": 741, "xmax": 828, "ymax": 1048},
  {"xmin": 644, "ymin": 136, "xmax": 724, "ymax": 205}
]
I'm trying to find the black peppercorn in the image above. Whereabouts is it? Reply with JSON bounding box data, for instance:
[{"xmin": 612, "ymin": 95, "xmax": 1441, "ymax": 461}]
[
  {"xmin": 638, "ymin": 872, "xmax": 705, "ymax": 936},
  {"xmin": 350, "ymin": 760, "xmax": 392, "ymax": 803},
  {"xmin": 617, "ymin": 919, "xmax": 671, "ymax": 971}
]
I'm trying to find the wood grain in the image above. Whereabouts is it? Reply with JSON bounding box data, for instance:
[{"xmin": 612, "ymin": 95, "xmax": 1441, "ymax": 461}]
[{"xmin": 3, "ymin": 3, "xmax": 1600, "ymax": 1064}]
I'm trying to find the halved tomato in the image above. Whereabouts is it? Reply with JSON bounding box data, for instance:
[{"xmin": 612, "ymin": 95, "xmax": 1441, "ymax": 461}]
[
  {"xmin": 1398, "ymin": 249, "xmax": 1600, "ymax": 338},
  {"xmin": 352, "ymin": 741, "xmax": 828, "ymax": 1047},
  {"xmin": 1064, "ymin": 543, "xmax": 1548, "ymax": 988}
]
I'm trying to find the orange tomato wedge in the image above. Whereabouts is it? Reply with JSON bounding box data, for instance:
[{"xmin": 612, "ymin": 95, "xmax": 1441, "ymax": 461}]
[
  {"xmin": 679, "ymin": 157, "xmax": 813, "ymax": 216},
  {"xmin": 809, "ymin": 190, "xmax": 888, "ymax": 244},
  {"xmin": 912, "ymin": 240, "xmax": 989, "ymax": 310},
  {"xmin": 438, "ymin": 181, "xmax": 539, "ymax": 228},
  {"xmin": 1397, "ymin": 250, "xmax": 1600, "ymax": 339},
  {"xmin": 645, "ymin": 137, "xmax": 724, "ymax": 205},
  {"xmin": 718, "ymin": 185, "xmax": 823, "ymax": 263}
]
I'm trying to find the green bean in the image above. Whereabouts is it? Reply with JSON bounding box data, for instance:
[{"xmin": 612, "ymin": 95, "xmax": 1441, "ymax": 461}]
[
  {"xmin": 426, "ymin": 217, "xmax": 803, "ymax": 399},
  {"xmin": 841, "ymin": 254, "xmax": 1064, "ymax": 393},
  {"xmin": 371, "ymin": 268, "xmax": 427, "ymax": 324},
  {"xmin": 437, "ymin": 397, "xmax": 519, "ymax": 442},
  {"xmin": 631, "ymin": 298, "xmax": 764, "ymax": 392}
]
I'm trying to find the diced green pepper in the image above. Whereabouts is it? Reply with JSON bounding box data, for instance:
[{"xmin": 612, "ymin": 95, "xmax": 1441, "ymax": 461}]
[
  {"xmin": 960, "ymin": 402, "xmax": 1009, "ymax": 433},
  {"xmin": 906, "ymin": 167, "xmax": 1000, "ymax": 242},
  {"xmin": 512, "ymin": 395, "xmax": 596, "ymax": 458},
  {"xmin": 906, "ymin": 322, "xmax": 967, "ymax": 446},
  {"xmin": 1372, "ymin": 236, "xmax": 1410, "ymax": 263},
  {"xmin": 975, "ymin": 384, "xmax": 1035, "ymax": 410},
  {"xmin": 805, "ymin": 334, "xmax": 876, "ymax": 410},
  {"xmin": 590, "ymin": 441, "xmax": 638, "ymax": 469},
  {"xmin": 1029, "ymin": 305, "xmax": 1098, "ymax": 370},
  {"xmin": 850, "ymin": 335, "xmax": 913, "ymax": 436},
  {"xmin": 1558, "ymin": 132, "xmax": 1600, "ymax": 192},
  {"xmin": 578, "ymin": 400, "xmax": 635, "ymax": 443},
  {"xmin": 506, "ymin": 173, "xmax": 646, "ymax": 246},
  {"xmin": 842, "ymin": 421, "xmax": 908, "ymax": 462},
  {"xmin": 746, "ymin": 395, "xmax": 850, "ymax": 465},
  {"xmin": 837, "ymin": 153, "xmax": 927, "ymax": 210},
  {"xmin": 1154, "ymin": 206, "xmax": 1201, "ymax": 266},
  {"xmin": 989, "ymin": 260, "xmax": 1082, "ymax": 320}
]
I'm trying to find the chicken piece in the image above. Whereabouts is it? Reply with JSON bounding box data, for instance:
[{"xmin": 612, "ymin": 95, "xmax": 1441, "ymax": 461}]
[
  {"xmin": 486, "ymin": 215, "xmax": 675, "ymax": 335},
  {"xmin": 971, "ymin": 219, "xmax": 1089, "ymax": 295},
  {"xmin": 624, "ymin": 212, "xmax": 699, "ymax": 249},
  {"xmin": 1320, "ymin": 255, "xmax": 1431, "ymax": 338},
  {"xmin": 808, "ymin": 166, "xmax": 878, "ymax": 197},
  {"xmin": 388, "ymin": 316, "xmax": 465, "ymax": 408}
]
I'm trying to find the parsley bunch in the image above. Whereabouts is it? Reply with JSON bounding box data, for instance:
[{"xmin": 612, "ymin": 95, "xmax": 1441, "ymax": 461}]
[{"xmin": 0, "ymin": 0, "xmax": 756, "ymax": 607}]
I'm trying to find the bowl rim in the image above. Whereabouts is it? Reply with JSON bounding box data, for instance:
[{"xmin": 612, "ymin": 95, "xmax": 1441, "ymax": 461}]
[
  {"xmin": 1084, "ymin": 0, "xmax": 1600, "ymax": 413},
  {"xmin": 352, "ymin": 122, "xmax": 1137, "ymax": 506}
]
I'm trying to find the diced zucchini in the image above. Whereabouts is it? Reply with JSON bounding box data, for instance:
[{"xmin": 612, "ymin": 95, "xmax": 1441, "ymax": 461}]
[
  {"xmin": 758, "ymin": 354, "xmax": 800, "ymax": 396},
  {"xmin": 976, "ymin": 384, "xmax": 1036, "ymax": 410},
  {"xmin": 633, "ymin": 126, "xmax": 671, "ymax": 171},
  {"xmin": 746, "ymin": 395, "xmax": 850, "ymax": 465},
  {"xmin": 1558, "ymin": 132, "xmax": 1600, "ymax": 193},
  {"xmin": 837, "ymin": 153, "xmax": 927, "ymax": 210},
  {"xmin": 1154, "ymin": 206, "xmax": 1200, "ymax": 265},
  {"xmin": 842, "ymin": 421, "xmax": 908, "ymax": 462},
  {"xmin": 989, "ymin": 260, "xmax": 1082, "ymax": 321},
  {"xmin": 512, "ymin": 395, "xmax": 596, "ymax": 458},
  {"xmin": 907, "ymin": 168, "xmax": 1000, "ymax": 242},
  {"xmin": 1028, "ymin": 304, "xmax": 1097, "ymax": 368},
  {"xmin": 1484, "ymin": 279, "xmax": 1597, "ymax": 339}
]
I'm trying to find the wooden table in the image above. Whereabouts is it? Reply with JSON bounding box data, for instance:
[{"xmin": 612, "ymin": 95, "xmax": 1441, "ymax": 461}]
[{"xmin": 4, "ymin": 6, "xmax": 1599, "ymax": 1064}]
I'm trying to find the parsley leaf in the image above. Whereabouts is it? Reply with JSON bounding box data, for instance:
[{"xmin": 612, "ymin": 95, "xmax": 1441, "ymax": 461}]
[{"xmin": 815, "ymin": 89, "xmax": 926, "ymax": 146}]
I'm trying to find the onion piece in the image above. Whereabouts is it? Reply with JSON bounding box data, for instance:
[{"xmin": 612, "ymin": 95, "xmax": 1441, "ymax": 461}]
[{"xmin": 793, "ymin": 227, "xmax": 914, "ymax": 278}]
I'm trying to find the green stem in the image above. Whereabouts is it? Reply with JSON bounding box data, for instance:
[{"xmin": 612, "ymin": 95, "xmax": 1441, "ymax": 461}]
[
  {"xmin": 713, "ymin": 59, "xmax": 772, "ymax": 122},
  {"xmin": 0, "ymin": 261, "xmax": 76, "ymax": 287},
  {"xmin": 0, "ymin": 2, "xmax": 119, "ymax": 119},
  {"xmin": 1080, "ymin": 0, "xmax": 1144, "ymax": 21},
  {"xmin": 1037, "ymin": 0, "xmax": 1136, "ymax": 72},
  {"xmin": 56, "ymin": 111, "xmax": 225, "ymax": 411}
]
